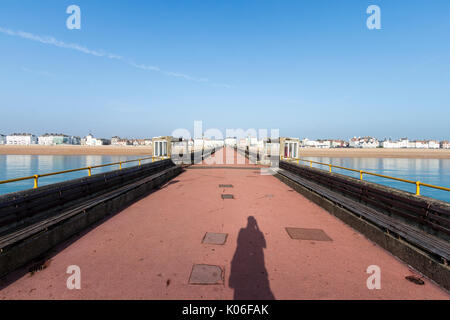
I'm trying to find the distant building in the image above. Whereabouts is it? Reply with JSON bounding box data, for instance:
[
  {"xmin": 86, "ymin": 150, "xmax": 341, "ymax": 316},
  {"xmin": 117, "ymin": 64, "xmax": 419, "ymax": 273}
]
[
  {"xmin": 330, "ymin": 139, "xmax": 348, "ymax": 148},
  {"xmin": 132, "ymin": 139, "xmax": 151, "ymax": 146},
  {"xmin": 301, "ymin": 139, "xmax": 342, "ymax": 148},
  {"xmin": 316, "ymin": 140, "xmax": 331, "ymax": 149},
  {"xmin": 6, "ymin": 133, "xmax": 38, "ymax": 145},
  {"xmin": 441, "ymin": 141, "xmax": 450, "ymax": 149},
  {"xmin": 301, "ymin": 138, "xmax": 318, "ymax": 148},
  {"xmin": 0, "ymin": 134, "xmax": 6, "ymax": 145},
  {"xmin": 427, "ymin": 140, "xmax": 440, "ymax": 149},
  {"xmin": 38, "ymin": 133, "xmax": 71, "ymax": 145},
  {"xmin": 96, "ymin": 138, "xmax": 111, "ymax": 146},
  {"xmin": 411, "ymin": 140, "xmax": 428, "ymax": 149},
  {"xmin": 349, "ymin": 137, "xmax": 379, "ymax": 148},
  {"xmin": 111, "ymin": 136, "xmax": 131, "ymax": 146},
  {"xmin": 81, "ymin": 134, "xmax": 109, "ymax": 146},
  {"xmin": 70, "ymin": 136, "xmax": 81, "ymax": 145},
  {"xmin": 225, "ymin": 137, "xmax": 237, "ymax": 148},
  {"xmin": 382, "ymin": 138, "xmax": 409, "ymax": 149},
  {"xmin": 81, "ymin": 134, "xmax": 95, "ymax": 146}
]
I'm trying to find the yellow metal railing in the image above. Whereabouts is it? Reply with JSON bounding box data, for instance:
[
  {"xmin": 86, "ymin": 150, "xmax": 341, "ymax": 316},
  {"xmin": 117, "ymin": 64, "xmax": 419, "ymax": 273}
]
[
  {"xmin": 282, "ymin": 157, "xmax": 450, "ymax": 197},
  {"xmin": 0, "ymin": 156, "xmax": 168, "ymax": 190}
]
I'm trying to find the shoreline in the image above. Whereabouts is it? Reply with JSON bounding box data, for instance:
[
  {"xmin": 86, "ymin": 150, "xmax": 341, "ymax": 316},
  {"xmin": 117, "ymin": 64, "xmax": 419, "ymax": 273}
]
[
  {"xmin": 1, "ymin": 145, "xmax": 450, "ymax": 159},
  {"xmin": 0, "ymin": 145, "xmax": 153, "ymax": 156},
  {"xmin": 298, "ymin": 148, "xmax": 450, "ymax": 159}
]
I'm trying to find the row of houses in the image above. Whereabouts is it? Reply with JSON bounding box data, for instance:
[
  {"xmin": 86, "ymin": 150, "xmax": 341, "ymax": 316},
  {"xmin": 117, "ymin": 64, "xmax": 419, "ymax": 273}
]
[
  {"xmin": 0, "ymin": 133, "xmax": 129, "ymax": 146},
  {"xmin": 0, "ymin": 133, "xmax": 82, "ymax": 146},
  {"xmin": 1, "ymin": 133, "xmax": 449, "ymax": 150},
  {"xmin": 300, "ymin": 137, "xmax": 450, "ymax": 149},
  {"xmin": 110, "ymin": 136, "xmax": 153, "ymax": 146},
  {"xmin": 0, "ymin": 133, "xmax": 160, "ymax": 147},
  {"xmin": 224, "ymin": 136, "xmax": 450, "ymax": 150}
]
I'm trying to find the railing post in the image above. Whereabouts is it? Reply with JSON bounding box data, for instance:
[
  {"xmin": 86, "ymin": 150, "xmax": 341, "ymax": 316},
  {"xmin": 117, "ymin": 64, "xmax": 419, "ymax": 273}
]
[
  {"xmin": 138, "ymin": 159, "xmax": 141, "ymax": 166},
  {"xmin": 310, "ymin": 161, "xmax": 312, "ymax": 167},
  {"xmin": 152, "ymin": 157, "xmax": 155, "ymax": 163},
  {"xmin": 119, "ymin": 162, "xmax": 122, "ymax": 170},
  {"xmin": 416, "ymin": 181, "xmax": 421, "ymax": 196},
  {"xmin": 88, "ymin": 167, "xmax": 92, "ymax": 176},
  {"xmin": 329, "ymin": 164, "xmax": 332, "ymax": 173},
  {"xmin": 297, "ymin": 159, "xmax": 299, "ymax": 164},
  {"xmin": 360, "ymin": 170, "xmax": 363, "ymax": 180},
  {"xmin": 33, "ymin": 175, "xmax": 38, "ymax": 189}
]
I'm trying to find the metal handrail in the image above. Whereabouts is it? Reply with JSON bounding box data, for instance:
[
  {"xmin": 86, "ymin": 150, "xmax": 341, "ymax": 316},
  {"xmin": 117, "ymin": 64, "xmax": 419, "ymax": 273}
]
[
  {"xmin": 0, "ymin": 156, "xmax": 168, "ymax": 189},
  {"xmin": 282, "ymin": 157, "xmax": 450, "ymax": 196}
]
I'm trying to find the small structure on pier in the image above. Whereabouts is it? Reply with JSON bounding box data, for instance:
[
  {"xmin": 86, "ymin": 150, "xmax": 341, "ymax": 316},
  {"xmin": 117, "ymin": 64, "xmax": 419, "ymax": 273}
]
[
  {"xmin": 152, "ymin": 136, "xmax": 189, "ymax": 159},
  {"xmin": 280, "ymin": 137, "xmax": 299, "ymax": 159},
  {"xmin": 262, "ymin": 137, "xmax": 299, "ymax": 161}
]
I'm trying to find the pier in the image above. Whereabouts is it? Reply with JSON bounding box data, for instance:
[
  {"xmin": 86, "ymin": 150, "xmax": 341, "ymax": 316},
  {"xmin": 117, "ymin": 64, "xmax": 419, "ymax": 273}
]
[{"xmin": 0, "ymin": 145, "xmax": 449, "ymax": 299}]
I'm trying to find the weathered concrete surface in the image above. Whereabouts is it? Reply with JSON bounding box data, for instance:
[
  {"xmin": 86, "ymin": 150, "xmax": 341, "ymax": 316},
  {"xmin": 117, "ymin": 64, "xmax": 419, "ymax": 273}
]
[
  {"xmin": 275, "ymin": 171, "xmax": 450, "ymax": 291},
  {"xmin": 0, "ymin": 161, "xmax": 181, "ymax": 278},
  {"xmin": 0, "ymin": 147, "xmax": 448, "ymax": 299}
]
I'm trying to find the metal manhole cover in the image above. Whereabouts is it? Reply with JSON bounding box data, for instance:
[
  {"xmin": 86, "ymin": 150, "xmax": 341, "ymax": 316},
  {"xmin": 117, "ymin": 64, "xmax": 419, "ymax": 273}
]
[
  {"xmin": 189, "ymin": 264, "xmax": 224, "ymax": 285},
  {"xmin": 285, "ymin": 227, "xmax": 333, "ymax": 241},
  {"xmin": 221, "ymin": 194, "xmax": 234, "ymax": 199},
  {"xmin": 219, "ymin": 184, "xmax": 233, "ymax": 188},
  {"xmin": 202, "ymin": 232, "xmax": 228, "ymax": 245}
]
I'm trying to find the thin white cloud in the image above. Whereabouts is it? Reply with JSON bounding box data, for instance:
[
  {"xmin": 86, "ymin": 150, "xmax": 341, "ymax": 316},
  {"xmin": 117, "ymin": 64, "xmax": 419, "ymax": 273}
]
[
  {"xmin": 21, "ymin": 66, "xmax": 56, "ymax": 77},
  {"xmin": 0, "ymin": 26, "xmax": 230, "ymax": 87}
]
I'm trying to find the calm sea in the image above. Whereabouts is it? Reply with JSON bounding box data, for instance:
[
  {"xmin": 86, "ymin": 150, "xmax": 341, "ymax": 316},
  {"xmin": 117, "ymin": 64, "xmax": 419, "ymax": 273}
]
[
  {"xmin": 302, "ymin": 157, "xmax": 450, "ymax": 203},
  {"xmin": 0, "ymin": 155, "xmax": 449, "ymax": 203},
  {"xmin": 0, "ymin": 155, "xmax": 153, "ymax": 196}
]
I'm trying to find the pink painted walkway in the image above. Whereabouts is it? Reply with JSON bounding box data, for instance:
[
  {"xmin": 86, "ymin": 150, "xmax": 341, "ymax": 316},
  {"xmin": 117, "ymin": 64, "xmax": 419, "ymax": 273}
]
[{"xmin": 0, "ymin": 147, "xmax": 448, "ymax": 299}]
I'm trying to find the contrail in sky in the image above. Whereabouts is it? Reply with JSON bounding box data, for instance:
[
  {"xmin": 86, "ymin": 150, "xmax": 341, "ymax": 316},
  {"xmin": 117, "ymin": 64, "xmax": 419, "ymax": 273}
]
[{"xmin": 0, "ymin": 26, "xmax": 230, "ymax": 87}]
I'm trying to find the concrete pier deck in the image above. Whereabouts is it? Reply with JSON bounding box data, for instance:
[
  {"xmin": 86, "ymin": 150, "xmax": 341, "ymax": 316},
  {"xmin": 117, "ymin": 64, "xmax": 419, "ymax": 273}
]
[{"xmin": 0, "ymin": 147, "xmax": 448, "ymax": 299}]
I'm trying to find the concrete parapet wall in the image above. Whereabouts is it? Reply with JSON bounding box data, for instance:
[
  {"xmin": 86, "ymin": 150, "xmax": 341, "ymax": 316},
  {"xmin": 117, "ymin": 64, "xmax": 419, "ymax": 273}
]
[
  {"xmin": 276, "ymin": 161, "xmax": 450, "ymax": 291},
  {"xmin": 0, "ymin": 160, "xmax": 182, "ymax": 278},
  {"xmin": 280, "ymin": 161, "xmax": 450, "ymax": 241}
]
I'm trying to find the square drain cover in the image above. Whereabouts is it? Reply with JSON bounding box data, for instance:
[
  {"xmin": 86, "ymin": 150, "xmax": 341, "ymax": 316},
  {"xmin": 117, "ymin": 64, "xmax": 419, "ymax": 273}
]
[
  {"xmin": 189, "ymin": 264, "xmax": 224, "ymax": 285},
  {"xmin": 285, "ymin": 227, "xmax": 332, "ymax": 241},
  {"xmin": 221, "ymin": 194, "xmax": 234, "ymax": 199},
  {"xmin": 219, "ymin": 184, "xmax": 233, "ymax": 188},
  {"xmin": 202, "ymin": 232, "xmax": 228, "ymax": 245}
]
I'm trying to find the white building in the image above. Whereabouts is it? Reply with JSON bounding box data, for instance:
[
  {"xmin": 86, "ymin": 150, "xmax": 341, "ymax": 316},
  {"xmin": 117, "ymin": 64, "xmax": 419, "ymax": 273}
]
[
  {"xmin": 330, "ymin": 140, "xmax": 348, "ymax": 148},
  {"xmin": 409, "ymin": 140, "xmax": 428, "ymax": 149},
  {"xmin": 81, "ymin": 134, "xmax": 96, "ymax": 146},
  {"xmin": 316, "ymin": 140, "xmax": 331, "ymax": 148},
  {"xmin": 193, "ymin": 138, "xmax": 224, "ymax": 150},
  {"xmin": 301, "ymin": 139, "xmax": 333, "ymax": 148},
  {"xmin": 38, "ymin": 134, "xmax": 71, "ymax": 145},
  {"xmin": 0, "ymin": 134, "xmax": 6, "ymax": 145},
  {"xmin": 302, "ymin": 139, "xmax": 319, "ymax": 148},
  {"xmin": 441, "ymin": 141, "xmax": 450, "ymax": 149},
  {"xmin": 111, "ymin": 136, "xmax": 131, "ymax": 146},
  {"xmin": 427, "ymin": 140, "xmax": 440, "ymax": 149},
  {"xmin": 224, "ymin": 137, "xmax": 237, "ymax": 148},
  {"xmin": 381, "ymin": 138, "xmax": 409, "ymax": 149},
  {"xmin": 349, "ymin": 137, "xmax": 379, "ymax": 148},
  {"xmin": 81, "ymin": 134, "xmax": 110, "ymax": 146},
  {"xmin": 6, "ymin": 133, "xmax": 38, "ymax": 145}
]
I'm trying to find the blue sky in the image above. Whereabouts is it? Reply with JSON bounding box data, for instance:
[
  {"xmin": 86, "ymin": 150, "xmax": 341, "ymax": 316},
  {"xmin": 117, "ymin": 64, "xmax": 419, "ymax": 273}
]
[{"xmin": 0, "ymin": 0, "xmax": 449, "ymax": 140}]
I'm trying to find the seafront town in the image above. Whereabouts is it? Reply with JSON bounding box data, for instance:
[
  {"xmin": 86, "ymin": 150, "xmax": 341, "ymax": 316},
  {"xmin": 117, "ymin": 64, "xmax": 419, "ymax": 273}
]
[{"xmin": 0, "ymin": 133, "xmax": 449, "ymax": 150}]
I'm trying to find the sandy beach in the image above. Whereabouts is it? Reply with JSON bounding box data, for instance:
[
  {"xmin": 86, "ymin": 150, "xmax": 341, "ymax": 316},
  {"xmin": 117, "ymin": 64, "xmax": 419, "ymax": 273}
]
[
  {"xmin": 297, "ymin": 148, "xmax": 450, "ymax": 159},
  {"xmin": 1, "ymin": 145, "xmax": 450, "ymax": 158},
  {"xmin": 0, "ymin": 145, "xmax": 153, "ymax": 156}
]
